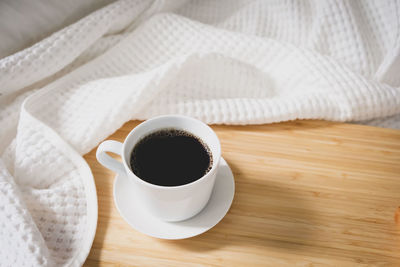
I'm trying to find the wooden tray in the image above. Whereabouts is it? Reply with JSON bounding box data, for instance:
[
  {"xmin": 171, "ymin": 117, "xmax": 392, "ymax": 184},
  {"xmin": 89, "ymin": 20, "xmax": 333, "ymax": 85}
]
[{"xmin": 83, "ymin": 120, "xmax": 400, "ymax": 266}]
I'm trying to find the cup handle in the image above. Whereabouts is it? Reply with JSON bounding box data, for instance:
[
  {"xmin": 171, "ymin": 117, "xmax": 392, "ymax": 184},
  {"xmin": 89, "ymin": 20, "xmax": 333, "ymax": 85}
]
[{"xmin": 96, "ymin": 140, "xmax": 125, "ymax": 175}]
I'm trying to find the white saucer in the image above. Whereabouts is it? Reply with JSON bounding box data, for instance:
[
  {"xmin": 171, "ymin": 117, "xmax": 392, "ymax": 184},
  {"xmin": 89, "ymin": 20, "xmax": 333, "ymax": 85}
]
[{"xmin": 113, "ymin": 157, "xmax": 235, "ymax": 239}]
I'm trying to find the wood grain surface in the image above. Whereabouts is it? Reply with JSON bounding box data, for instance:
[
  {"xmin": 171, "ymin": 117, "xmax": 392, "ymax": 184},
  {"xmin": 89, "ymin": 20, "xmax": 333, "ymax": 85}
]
[{"xmin": 83, "ymin": 120, "xmax": 400, "ymax": 266}]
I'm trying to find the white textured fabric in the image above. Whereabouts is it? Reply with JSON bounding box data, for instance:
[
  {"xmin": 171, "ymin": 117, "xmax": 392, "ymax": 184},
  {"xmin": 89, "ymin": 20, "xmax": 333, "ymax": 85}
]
[{"xmin": 1, "ymin": 0, "xmax": 400, "ymax": 266}]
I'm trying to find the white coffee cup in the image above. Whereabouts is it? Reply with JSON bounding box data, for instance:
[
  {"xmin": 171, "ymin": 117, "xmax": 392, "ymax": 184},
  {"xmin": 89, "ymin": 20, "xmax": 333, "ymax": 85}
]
[{"xmin": 96, "ymin": 115, "xmax": 221, "ymax": 222}]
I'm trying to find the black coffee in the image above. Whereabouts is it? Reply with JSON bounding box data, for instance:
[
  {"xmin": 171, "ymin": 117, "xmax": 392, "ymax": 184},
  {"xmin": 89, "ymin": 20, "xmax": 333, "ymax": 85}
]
[{"xmin": 130, "ymin": 128, "xmax": 213, "ymax": 186}]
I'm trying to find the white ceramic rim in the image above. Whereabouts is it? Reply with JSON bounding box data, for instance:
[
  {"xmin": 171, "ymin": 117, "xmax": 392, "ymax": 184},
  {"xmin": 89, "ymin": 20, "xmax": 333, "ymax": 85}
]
[
  {"xmin": 121, "ymin": 115, "xmax": 221, "ymax": 190},
  {"xmin": 113, "ymin": 157, "xmax": 235, "ymax": 240}
]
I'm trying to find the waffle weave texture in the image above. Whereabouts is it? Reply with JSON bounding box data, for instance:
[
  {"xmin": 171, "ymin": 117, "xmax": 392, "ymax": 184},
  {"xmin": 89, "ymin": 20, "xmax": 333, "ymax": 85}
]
[{"xmin": 1, "ymin": 0, "xmax": 400, "ymax": 266}]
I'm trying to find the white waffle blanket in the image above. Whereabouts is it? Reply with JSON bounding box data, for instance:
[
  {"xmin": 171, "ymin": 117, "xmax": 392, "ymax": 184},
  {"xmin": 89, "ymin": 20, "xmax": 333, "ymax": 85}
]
[{"xmin": 1, "ymin": 0, "xmax": 399, "ymax": 266}]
